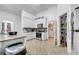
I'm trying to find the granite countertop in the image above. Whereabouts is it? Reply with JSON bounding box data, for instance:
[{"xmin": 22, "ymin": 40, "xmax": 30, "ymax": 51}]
[{"xmin": 0, "ymin": 34, "xmax": 26, "ymax": 42}]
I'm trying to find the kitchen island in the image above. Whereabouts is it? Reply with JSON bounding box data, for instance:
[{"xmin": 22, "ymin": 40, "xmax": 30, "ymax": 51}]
[{"xmin": 0, "ymin": 34, "xmax": 26, "ymax": 55}]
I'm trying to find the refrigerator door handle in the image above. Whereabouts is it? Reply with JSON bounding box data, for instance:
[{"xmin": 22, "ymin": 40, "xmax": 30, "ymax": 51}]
[{"xmin": 73, "ymin": 30, "xmax": 79, "ymax": 32}]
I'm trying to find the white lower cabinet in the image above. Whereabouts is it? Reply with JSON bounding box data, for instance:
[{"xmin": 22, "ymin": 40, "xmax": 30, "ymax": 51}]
[
  {"xmin": 0, "ymin": 43, "xmax": 2, "ymax": 54},
  {"xmin": 24, "ymin": 32, "xmax": 36, "ymax": 40},
  {"xmin": 42, "ymin": 32, "xmax": 47, "ymax": 40},
  {"xmin": 24, "ymin": 32, "xmax": 47, "ymax": 41}
]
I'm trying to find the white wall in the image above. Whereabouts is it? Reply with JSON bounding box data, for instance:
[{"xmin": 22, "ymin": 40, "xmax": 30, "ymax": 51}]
[
  {"xmin": 35, "ymin": 6, "xmax": 57, "ymax": 20},
  {"xmin": 57, "ymin": 4, "xmax": 72, "ymax": 54},
  {"xmin": 34, "ymin": 6, "xmax": 57, "ymax": 27},
  {"xmin": 0, "ymin": 10, "xmax": 21, "ymax": 34}
]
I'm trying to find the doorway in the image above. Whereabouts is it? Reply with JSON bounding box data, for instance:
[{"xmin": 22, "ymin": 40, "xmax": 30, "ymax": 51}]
[
  {"xmin": 48, "ymin": 20, "xmax": 57, "ymax": 47},
  {"xmin": 60, "ymin": 13, "xmax": 67, "ymax": 47}
]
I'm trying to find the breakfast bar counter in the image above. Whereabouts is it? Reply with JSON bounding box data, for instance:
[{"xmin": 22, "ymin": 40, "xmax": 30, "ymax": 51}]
[{"xmin": 0, "ymin": 34, "xmax": 26, "ymax": 55}]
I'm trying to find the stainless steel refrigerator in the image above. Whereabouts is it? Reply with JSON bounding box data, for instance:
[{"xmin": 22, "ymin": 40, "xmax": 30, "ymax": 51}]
[{"xmin": 72, "ymin": 7, "xmax": 79, "ymax": 54}]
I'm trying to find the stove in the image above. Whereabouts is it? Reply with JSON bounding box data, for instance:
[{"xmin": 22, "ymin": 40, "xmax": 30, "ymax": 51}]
[{"xmin": 36, "ymin": 32, "xmax": 42, "ymax": 40}]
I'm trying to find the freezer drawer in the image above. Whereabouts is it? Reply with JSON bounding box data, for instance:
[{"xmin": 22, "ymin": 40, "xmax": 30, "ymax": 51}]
[{"xmin": 73, "ymin": 32, "xmax": 79, "ymax": 54}]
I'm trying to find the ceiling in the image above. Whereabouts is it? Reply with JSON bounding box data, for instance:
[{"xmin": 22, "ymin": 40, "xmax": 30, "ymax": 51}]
[{"xmin": 0, "ymin": 4, "xmax": 57, "ymax": 16}]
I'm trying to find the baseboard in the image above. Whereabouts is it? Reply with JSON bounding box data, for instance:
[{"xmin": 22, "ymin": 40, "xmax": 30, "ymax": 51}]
[
  {"xmin": 26, "ymin": 38, "xmax": 35, "ymax": 41},
  {"xmin": 26, "ymin": 38, "xmax": 48, "ymax": 41}
]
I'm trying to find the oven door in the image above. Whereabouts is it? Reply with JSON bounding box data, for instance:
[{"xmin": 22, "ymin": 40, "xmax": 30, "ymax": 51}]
[{"xmin": 36, "ymin": 32, "xmax": 41, "ymax": 38}]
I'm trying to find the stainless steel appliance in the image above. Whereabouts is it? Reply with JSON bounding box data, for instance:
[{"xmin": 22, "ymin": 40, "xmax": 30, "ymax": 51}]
[
  {"xmin": 36, "ymin": 32, "xmax": 41, "ymax": 38},
  {"xmin": 37, "ymin": 24, "xmax": 43, "ymax": 28},
  {"xmin": 72, "ymin": 7, "xmax": 79, "ymax": 54}
]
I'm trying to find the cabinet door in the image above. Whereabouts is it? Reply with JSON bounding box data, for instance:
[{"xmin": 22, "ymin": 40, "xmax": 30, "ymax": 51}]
[
  {"xmin": 23, "ymin": 17, "xmax": 34, "ymax": 28},
  {"xmin": 0, "ymin": 43, "xmax": 2, "ymax": 54},
  {"xmin": 35, "ymin": 18, "xmax": 47, "ymax": 28},
  {"xmin": 44, "ymin": 19, "xmax": 47, "ymax": 28},
  {"xmin": 7, "ymin": 23, "xmax": 11, "ymax": 32},
  {"xmin": 42, "ymin": 32, "xmax": 47, "ymax": 40},
  {"xmin": 1, "ymin": 23, "xmax": 5, "ymax": 33}
]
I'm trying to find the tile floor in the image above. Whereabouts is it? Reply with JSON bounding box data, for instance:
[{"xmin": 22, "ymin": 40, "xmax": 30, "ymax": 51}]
[{"xmin": 26, "ymin": 39, "xmax": 68, "ymax": 55}]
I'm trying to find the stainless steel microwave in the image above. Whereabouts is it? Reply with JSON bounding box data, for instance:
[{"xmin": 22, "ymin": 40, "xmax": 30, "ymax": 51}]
[{"xmin": 37, "ymin": 24, "xmax": 43, "ymax": 28}]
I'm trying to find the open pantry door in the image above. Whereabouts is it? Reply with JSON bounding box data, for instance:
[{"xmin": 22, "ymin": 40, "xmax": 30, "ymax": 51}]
[{"xmin": 60, "ymin": 13, "xmax": 67, "ymax": 47}]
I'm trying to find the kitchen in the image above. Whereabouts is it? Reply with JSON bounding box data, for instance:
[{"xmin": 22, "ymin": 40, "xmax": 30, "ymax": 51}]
[
  {"xmin": 0, "ymin": 4, "xmax": 79, "ymax": 55},
  {"xmin": 0, "ymin": 4, "xmax": 57, "ymax": 55}
]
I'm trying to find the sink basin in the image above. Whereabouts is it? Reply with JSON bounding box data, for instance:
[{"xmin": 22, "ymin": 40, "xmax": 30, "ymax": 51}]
[{"xmin": 8, "ymin": 32, "xmax": 17, "ymax": 35}]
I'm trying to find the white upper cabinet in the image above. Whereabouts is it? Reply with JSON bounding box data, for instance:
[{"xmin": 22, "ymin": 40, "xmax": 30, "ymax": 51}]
[
  {"xmin": 35, "ymin": 18, "xmax": 47, "ymax": 28},
  {"xmin": 22, "ymin": 17, "xmax": 34, "ymax": 28},
  {"xmin": 21, "ymin": 10, "xmax": 35, "ymax": 28}
]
